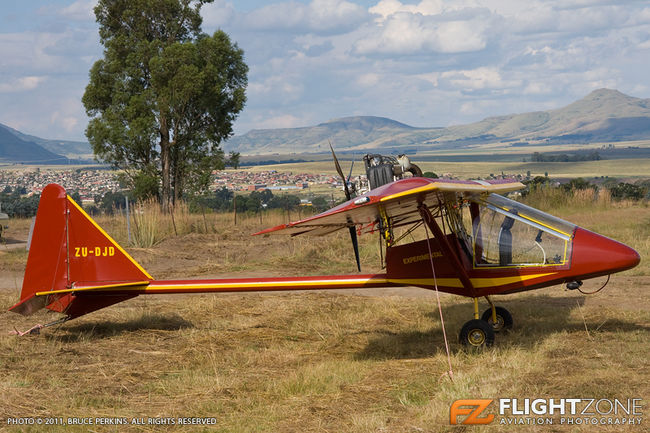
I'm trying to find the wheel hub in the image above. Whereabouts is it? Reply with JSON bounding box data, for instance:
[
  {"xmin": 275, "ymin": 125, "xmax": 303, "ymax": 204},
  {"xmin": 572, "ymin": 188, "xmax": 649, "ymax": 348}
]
[
  {"xmin": 468, "ymin": 329, "xmax": 485, "ymax": 346},
  {"xmin": 489, "ymin": 315, "xmax": 505, "ymax": 331}
]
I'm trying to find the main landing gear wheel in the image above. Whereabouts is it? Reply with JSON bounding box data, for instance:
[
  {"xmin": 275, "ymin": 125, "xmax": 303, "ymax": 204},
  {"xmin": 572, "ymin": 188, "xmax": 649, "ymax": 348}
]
[
  {"xmin": 459, "ymin": 319, "xmax": 495, "ymax": 348},
  {"xmin": 481, "ymin": 306, "xmax": 513, "ymax": 333}
]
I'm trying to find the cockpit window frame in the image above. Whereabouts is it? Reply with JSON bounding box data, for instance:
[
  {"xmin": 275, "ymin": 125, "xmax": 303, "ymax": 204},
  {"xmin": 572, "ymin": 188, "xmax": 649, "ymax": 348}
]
[
  {"xmin": 469, "ymin": 193, "xmax": 576, "ymax": 269},
  {"xmin": 484, "ymin": 203, "xmax": 571, "ymax": 241}
]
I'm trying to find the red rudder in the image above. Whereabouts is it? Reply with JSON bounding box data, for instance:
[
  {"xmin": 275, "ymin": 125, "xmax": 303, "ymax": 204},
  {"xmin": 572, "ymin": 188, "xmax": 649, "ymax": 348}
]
[{"xmin": 9, "ymin": 184, "xmax": 152, "ymax": 318}]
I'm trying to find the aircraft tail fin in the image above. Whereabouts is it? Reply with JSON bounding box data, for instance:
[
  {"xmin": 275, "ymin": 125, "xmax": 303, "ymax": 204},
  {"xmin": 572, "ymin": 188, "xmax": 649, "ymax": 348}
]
[{"xmin": 9, "ymin": 184, "xmax": 152, "ymax": 318}]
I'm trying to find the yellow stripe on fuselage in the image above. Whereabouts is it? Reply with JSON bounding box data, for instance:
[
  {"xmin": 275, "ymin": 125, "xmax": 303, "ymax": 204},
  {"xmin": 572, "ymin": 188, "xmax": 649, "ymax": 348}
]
[
  {"xmin": 388, "ymin": 273, "xmax": 557, "ymax": 288},
  {"xmin": 31, "ymin": 273, "xmax": 556, "ymax": 297}
]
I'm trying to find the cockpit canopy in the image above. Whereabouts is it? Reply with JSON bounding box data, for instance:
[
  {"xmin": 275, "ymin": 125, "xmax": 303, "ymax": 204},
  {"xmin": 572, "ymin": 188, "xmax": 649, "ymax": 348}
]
[{"xmin": 454, "ymin": 194, "xmax": 576, "ymax": 268}]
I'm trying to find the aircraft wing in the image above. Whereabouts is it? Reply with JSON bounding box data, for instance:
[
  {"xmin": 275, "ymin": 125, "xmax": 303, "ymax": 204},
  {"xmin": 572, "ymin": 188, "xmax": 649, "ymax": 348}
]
[{"xmin": 254, "ymin": 177, "xmax": 524, "ymax": 237}]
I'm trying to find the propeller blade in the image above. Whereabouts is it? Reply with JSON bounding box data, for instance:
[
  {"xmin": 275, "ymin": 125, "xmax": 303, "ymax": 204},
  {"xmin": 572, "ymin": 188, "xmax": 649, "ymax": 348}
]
[
  {"xmin": 329, "ymin": 141, "xmax": 360, "ymax": 271},
  {"xmin": 349, "ymin": 226, "xmax": 361, "ymax": 272},
  {"xmin": 347, "ymin": 160, "xmax": 354, "ymax": 182},
  {"xmin": 329, "ymin": 141, "xmax": 351, "ymax": 200}
]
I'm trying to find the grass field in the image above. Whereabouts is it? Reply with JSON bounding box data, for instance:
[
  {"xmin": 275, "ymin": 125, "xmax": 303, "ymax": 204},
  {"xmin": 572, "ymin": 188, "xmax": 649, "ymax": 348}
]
[{"xmin": 0, "ymin": 192, "xmax": 648, "ymax": 432}]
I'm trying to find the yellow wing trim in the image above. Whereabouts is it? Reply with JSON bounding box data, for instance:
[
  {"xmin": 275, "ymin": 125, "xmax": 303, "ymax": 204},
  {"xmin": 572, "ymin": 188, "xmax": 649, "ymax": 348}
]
[
  {"xmin": 379, "ymin": 181, "xmax": 525, "ymax": 203},
  {"xmin": 380, "ymin": 183, "xmax": 439, "ymax": 202}
]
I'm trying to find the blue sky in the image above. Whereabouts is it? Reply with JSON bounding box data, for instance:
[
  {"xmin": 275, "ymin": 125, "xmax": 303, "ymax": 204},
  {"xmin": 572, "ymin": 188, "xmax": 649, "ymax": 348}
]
[{"xmin": 1, "ymin": 0, "xmax": 649, "ymax": 142}]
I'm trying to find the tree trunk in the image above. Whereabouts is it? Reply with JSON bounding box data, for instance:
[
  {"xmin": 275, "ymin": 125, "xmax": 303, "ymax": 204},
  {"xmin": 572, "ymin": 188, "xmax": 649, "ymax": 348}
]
[
  {"xmin": 174, "ymin": 163, "xmax": 183, "ymax": 204},
  {"xmin": 171, "ymin": 127, "xmax": 183, "ymax": 205},
  {"xmin": 160, "ymin": 116, "xmax": 172, "ymax": 213}
]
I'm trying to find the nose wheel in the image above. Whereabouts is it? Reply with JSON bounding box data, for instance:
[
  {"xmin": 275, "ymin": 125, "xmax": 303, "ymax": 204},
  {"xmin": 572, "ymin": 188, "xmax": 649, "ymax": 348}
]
[{"xmin": 459, "ymin": 297, "xmax": 513, "ymax": 348}]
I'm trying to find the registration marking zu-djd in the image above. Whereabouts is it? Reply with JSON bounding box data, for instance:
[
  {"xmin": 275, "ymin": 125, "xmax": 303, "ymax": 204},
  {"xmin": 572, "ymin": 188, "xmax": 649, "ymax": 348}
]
[{"xmin": 74, "ymin": 246, "xmax": 116, "ymax": 258}]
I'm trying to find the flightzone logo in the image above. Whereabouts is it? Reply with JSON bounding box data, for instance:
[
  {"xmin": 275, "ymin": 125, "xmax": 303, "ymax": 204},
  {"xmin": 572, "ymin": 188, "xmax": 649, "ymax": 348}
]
[
  {"xmin": 450, "ymin": 398, "xmax": 644, "ymax": 426},
  {"xmin": 450, "ymin": 399, "xmax": 494, "ymax": 425}
]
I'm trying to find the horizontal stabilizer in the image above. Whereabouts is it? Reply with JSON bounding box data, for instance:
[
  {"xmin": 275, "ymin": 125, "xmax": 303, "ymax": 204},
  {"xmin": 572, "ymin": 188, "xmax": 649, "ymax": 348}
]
[{"xmin": 8, "ymin": 294, "xmax": 49, "ymax": 316}]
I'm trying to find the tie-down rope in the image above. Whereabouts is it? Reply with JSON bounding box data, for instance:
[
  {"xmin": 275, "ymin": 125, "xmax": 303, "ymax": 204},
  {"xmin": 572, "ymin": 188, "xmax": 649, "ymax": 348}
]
[{"xmin": 422, "ymin": 216, "xmax": 454, "ymax": 381}]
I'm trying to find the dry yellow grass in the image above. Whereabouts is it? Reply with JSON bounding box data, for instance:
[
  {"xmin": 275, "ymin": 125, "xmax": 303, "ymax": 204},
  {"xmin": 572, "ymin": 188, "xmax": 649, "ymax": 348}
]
[
  {"xmin": 0, "ymin": 196, "xmax": 648, "ymax": 432},
  {"xmin": 1, "ymin": 287, "xmax": 647, "ymax": 432}
]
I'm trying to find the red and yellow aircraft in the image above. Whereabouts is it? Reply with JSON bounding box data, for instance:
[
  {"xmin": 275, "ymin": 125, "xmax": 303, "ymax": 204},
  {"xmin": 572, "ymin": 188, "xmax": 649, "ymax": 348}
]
[{"xmin": 9, "ymin": 179, "xmax": 639, "ymax": 347}]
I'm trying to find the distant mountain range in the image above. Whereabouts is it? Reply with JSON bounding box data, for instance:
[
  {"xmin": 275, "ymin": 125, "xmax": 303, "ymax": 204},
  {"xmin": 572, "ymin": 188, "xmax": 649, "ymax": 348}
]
[
  {"xmin": 0, "ymin": 123, "xmax": 92, "ymax": 164},
  {"xmin": 224, "ymin": 89, "xmax": 650, "ymax": 154},
  {"xmin": 2, "ymin": 88, "xmax": 650, "ymax": 163}
]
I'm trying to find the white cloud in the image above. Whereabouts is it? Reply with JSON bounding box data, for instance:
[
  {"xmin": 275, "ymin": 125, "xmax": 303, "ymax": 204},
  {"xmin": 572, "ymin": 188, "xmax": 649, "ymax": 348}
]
[
  {"xmin": 638, "ymin": 38, "xmax": 650, "ymax": 49},
  {"xmin": 220, "ymin": 0, "xmax": 650, "ymax": 136},
  {"xmin": 523, "ymin": 82, "xmax": 552, "ymax": 96},
  {"xmin": 354, "ymin": 4, "xmax": 492, "ymax": 55},
  {"xmin": 3, "ymin": 0, "xmax": 650, "ymax": 142},
  {"xmin": 440, "ymin": 67, "xmax": 520, "ymax": 91},
  {"xmin": 254, "ymin": 114, "xmax": 306, "ymax": 129},
  {"xmin": 0, "ymin": 29, "xmax": 99, "ymax": 75},
  {"xmin": 243, "ymin": 0, "xmax": 367, "ymax": 34},
  {"xmin": 459, "ymin": 99, "xmax": 501, "ymax": 116},
  {"xmin": 0, "ymin": 76, "xmax": 46, "ymax": 93},
  {"xmin": 56, "ymin": 115, "xmax": 79, "ymax": 132},
  {"xmin": 356, "ymin": 73, "xmax": 381, "ymax": 87},
  {"xmin": 58, "ymin": 0, "xmax": 96, "ymax": 21},
  {"xmin": 248, "ymin": 74, "xmax": 304, "ymax": 102},
  {"xmin": 201, "ymin": 0, "xmax": 236, "ymax": 29},
  {"xmin": 369, "ymin": 0, "xmax": 443, "ymax": 21},
  {"xmin": 354, "ymin": 12, "xmax": 487, "ymax": 55},
  {"xmin": 49, "ymin": 97, "xmax": 84, "ymax": 133}
]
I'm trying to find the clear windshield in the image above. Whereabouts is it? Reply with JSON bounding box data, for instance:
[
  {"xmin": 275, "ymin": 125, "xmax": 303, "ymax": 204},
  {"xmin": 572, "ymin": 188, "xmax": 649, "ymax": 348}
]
[{"xmin": 469, "ymin": 194, "xmax": 575, "ymax": 267}]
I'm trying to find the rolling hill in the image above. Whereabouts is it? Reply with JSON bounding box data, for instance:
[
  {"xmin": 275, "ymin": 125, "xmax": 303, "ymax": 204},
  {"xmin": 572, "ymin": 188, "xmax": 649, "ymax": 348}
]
[
  {"xmin": 225, "ymin": 116, "xmax": 423, "ymax": 154},
  {"xmin": 0, "ymin": 123, "xmax": 92, "ymax": 160},
  {"xmin": 3, "ymin": 89, "xmax": 649, "ymax": 162},
  {"xmin": 0, "ymin": 124, "xmax": 70, "ymax": 164},
  {"xmin": 225, "ymin": 89, "xmax": 650, "ymax": 154}
]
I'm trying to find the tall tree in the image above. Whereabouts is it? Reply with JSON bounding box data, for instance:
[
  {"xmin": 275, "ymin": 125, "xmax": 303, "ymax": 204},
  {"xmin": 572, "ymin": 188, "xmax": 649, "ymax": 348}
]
[{"xmin": 83, "ymin": 0, "xmax": 247, "ymax": 210}]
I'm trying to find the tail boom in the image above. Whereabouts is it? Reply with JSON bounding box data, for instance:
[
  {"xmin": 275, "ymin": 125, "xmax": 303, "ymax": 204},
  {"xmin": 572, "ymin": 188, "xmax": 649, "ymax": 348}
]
[{"xmin": 9, "ymin": 184, "xmax": 396, "ymax": 320}]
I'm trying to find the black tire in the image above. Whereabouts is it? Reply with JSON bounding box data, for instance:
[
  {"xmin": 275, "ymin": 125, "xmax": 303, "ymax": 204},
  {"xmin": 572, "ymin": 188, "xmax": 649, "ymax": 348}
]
[
  {"xmin": 481, "ymin": 306, "xmax": 513, "ymax": 333},
  {"xmin": 459, "ymin": 319, "xmax": 495, "ymax": 348}
]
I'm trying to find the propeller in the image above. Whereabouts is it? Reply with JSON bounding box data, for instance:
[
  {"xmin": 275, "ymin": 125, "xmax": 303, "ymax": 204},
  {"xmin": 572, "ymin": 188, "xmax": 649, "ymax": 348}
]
[
  {"xmin": 347, "ymin": 160, "xmax": 355, "ymax": 189},
  {"xmin": 329, "ymin": 141, "xmax": 361, "ymax": 272}
]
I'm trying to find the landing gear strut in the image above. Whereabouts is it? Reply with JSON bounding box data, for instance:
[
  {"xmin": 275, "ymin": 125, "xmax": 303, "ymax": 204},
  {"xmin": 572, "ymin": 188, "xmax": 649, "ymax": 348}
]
[
  {"xmin": 481, "ymin": 306, "xmax": 513, "ymax": 332},
  {"xmin": 458, "ymin": 297, "xmax": 513, "ymax": 347}
]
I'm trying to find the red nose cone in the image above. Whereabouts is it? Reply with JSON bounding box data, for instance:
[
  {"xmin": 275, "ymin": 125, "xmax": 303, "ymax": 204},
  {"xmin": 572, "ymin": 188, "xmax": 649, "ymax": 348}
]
[{"xmin": 571, "ymin": 228, "xmax": 641, "ymax": 279}]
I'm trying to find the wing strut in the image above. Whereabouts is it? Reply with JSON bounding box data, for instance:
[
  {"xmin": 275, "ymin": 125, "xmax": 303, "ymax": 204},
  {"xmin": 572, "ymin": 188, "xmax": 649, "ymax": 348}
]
[{"xmin": 417, "ymin": 203, "xmax": 477, "ymax": 297}]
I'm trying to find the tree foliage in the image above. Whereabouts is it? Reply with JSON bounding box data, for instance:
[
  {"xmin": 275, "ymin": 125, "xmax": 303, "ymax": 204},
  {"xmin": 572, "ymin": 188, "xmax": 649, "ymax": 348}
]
[
  {"xmin": 190, "ymin": 189, "xmax": 305, "ymax": 214},
  {"xmin": 0, "ymin": 192, "xmax": 41, "ymax": 218},
  {"xmin": 95, "ymin": 191, "xmax": 128, "ymax": 215},
  {"xmin": 609, "ymin": 182, "xmax": 648, "ymax": 201},
  {"xmin": 83, "ymin": 0, "xmax": 247, "ymax": 209},
  {"xmin": 531, "ymin": 151, "xmax": 602, "ymax": 162},
  {"xmin": 560, "ymin": 177, "xmax": 594, "ymax": 192}
]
